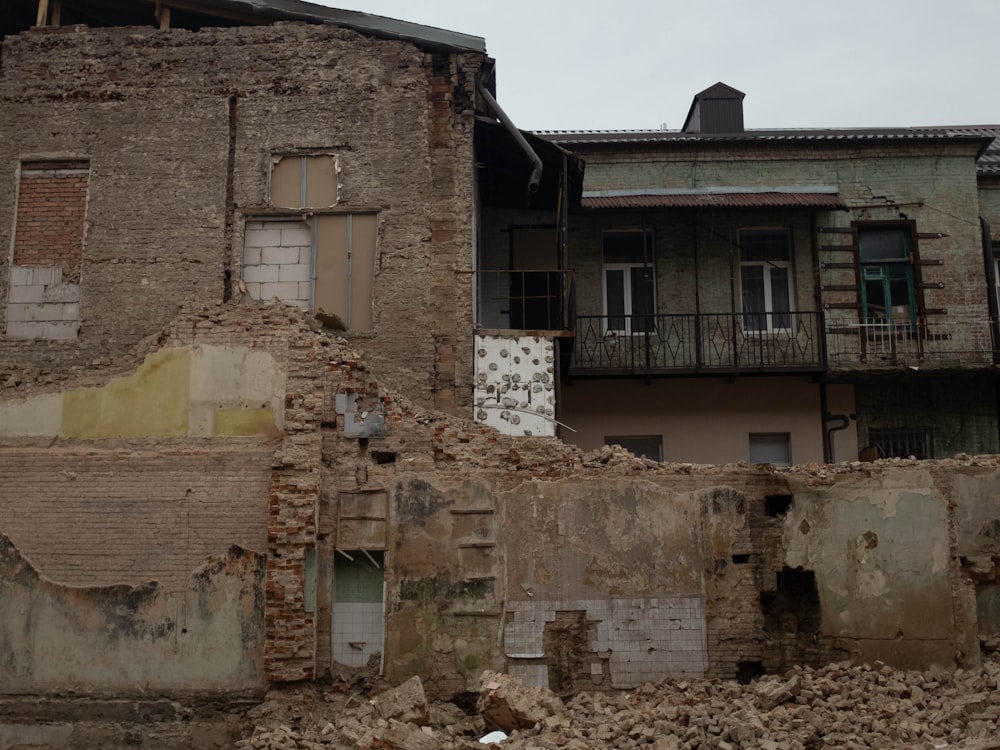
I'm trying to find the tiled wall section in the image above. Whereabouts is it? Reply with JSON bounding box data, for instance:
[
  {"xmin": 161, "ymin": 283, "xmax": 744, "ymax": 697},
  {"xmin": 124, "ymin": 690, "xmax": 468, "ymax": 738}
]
[
  {"xmin": 332, "ymin": 602, "xmax": 385, "ymax": 668},
  {"xmin": 505, "ymin": 597, "xmax": 708, "ymax": 689},
  {"xmin": 474, "ymin": 334, "xmax": 556, "ymax": 437},
  {"xmin": 243, "ymin": 219, "xmax": 313, "ymax": 309},
  {"xmin": 5, "ymin": 266, "xmax": 80, "ymax": 340}
]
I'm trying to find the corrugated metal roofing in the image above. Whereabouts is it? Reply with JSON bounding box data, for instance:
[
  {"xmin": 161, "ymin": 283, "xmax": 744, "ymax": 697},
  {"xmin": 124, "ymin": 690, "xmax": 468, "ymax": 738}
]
[
  {"xmin": 536, "ymin": 128, "xmax": 991, "ymax": 147},
  {"xmin": 536, "ymin": 126, "xmax": 1000, "ymax": 176},
  {"xmin": 581, "ymin": 192, "xmax": 846, "ymax": 210}
]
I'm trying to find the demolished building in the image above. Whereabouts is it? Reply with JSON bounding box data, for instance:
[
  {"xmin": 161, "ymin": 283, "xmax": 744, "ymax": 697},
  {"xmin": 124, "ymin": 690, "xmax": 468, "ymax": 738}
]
[{"xmin": 2, "ymin": 0, "xmax": 1000, "ymax": 726}]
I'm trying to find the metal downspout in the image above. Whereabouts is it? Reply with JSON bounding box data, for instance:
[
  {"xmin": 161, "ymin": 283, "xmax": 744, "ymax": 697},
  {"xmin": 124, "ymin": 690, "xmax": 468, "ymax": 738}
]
[{"xmin": 478, "ymin": 63, "xmax": 542, "ymax": 193}]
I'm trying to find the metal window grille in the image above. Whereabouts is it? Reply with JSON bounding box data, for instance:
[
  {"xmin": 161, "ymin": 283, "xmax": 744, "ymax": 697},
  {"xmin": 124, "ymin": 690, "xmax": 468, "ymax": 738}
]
[{"xmin": 868, "ymin": 428, "xmax": 930, "ymax": 460}]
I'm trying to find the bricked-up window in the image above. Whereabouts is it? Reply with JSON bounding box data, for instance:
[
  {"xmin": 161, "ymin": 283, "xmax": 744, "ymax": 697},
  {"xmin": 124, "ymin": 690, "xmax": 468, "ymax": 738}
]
[
  {"xmin": 5, "ymin": 160, "xmax": 88, "ymax": 340},
  {"xmin": 242, "ymin": 213, "xmax": 377, "ymax": 331},
  {"xmin": 270, "ymin": 154, "xmax": 338, "ymax": 209}
]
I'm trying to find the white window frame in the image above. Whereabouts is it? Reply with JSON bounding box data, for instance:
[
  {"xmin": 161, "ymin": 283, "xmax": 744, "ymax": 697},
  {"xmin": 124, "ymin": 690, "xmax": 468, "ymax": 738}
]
[
  {"xmin": 739, "ymin": 228, "xmax": 794, "ymax": 334},
  {"xmin": 602, "ymin": 230, "xmax": 656, "ymax": 336}
]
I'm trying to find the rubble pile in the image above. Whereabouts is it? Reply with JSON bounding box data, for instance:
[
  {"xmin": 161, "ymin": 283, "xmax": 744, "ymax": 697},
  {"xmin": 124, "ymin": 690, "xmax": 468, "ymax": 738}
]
[{"xmin": 236, "ymin": 658, "xmax": 1000, "ymax": 750}]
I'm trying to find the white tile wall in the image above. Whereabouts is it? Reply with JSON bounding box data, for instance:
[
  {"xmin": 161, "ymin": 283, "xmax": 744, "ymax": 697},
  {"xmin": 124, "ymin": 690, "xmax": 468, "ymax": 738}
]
[
  {"xmin": 504, "ymin": 596, "xmax": 708, "ymax": 688},
  {"xmin": 332, "ymin": 601, "xmax": 384, "ymax": 668}
]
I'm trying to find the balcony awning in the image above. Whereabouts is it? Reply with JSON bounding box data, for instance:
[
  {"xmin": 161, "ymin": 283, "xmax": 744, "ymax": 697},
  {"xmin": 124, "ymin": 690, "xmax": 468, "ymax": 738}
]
[{"xmin": 581, "ymin": 190, "xmax": 845, "ymax": 210}]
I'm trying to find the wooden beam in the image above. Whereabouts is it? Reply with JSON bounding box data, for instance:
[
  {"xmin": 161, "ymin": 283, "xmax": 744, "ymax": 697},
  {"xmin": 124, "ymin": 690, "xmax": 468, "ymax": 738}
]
[
  {"xmin": 51, "ymin": 0, "xmax": 61, "ymax": 25},
  {"xmin": 159, "ymin": 7, "xmax": 171, "ymax": 29},
  {"xmin": 36, "ymin": 0, "xmax": 49, "ymax": 26}
]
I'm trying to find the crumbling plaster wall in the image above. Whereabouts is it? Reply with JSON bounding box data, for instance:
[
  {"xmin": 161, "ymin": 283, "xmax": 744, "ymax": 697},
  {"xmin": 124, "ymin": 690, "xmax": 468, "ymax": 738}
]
[
  {"xmin": 0, "ymin": 301, "xmax": 331, "ymax": 692},
  {"xmin": 0, "ymin": 23, "xmax": 479, "ymax": 413},
  {"xmin": 5, "ymin": 303, "xmax": 1000, "ymax": 700}
]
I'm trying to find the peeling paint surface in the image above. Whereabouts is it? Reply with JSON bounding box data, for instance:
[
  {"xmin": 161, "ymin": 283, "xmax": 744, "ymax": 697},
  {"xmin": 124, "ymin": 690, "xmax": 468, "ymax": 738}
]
[
  {"xmin": 62, "ymin": 348, "xmax": 191, "ymax": 438},
  {"xmin": 0, "ymin": 534, "xmax": 264, "ymax": 691}
]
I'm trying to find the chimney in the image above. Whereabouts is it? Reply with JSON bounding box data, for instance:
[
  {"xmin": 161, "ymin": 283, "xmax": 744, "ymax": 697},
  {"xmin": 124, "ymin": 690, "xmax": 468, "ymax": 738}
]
[{"xmin": 682, "ymin": 83, "xmax": 745, "ymax": 134}]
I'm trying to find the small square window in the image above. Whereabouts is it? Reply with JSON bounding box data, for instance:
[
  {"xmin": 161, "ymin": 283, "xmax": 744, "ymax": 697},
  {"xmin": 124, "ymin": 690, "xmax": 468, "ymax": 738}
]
[
  {"xmin": 749, "ymin": 433, "xmax": 791, "ymax": 466},
  {"xmin": 606, "ymin": 435, "xmax": 662, "ymax": 461}
]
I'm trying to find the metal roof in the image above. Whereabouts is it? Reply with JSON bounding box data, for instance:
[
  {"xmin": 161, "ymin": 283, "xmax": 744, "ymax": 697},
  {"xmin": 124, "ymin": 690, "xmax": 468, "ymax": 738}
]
[
  {"xmin": 536, "ymin": 128, "xmax": 992, "ymax": 147},
  {"xmin": 581, "ymin": 192, "xmax": 846, "ymax": 210},
  {"xmin": 536, "ymin": 126, "xmax": 1000, "ymax": 176},
  {"xmin": 0, "ymin": 0, "xmax": 486, "ymax": 53},
  {"xmin": 208, "ymin": 0, "xmax": 486, "ymax": 52}
]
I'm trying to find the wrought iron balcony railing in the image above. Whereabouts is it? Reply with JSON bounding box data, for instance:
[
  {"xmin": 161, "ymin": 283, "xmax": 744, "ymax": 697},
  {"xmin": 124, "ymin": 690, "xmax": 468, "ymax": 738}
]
[
  {"xmin": 570, "ymin": 312, "xmax": 823, "ymax": 375},
  {"xmin": 825, "ymin": 315, "xmax": 997, "ymax": 369}
]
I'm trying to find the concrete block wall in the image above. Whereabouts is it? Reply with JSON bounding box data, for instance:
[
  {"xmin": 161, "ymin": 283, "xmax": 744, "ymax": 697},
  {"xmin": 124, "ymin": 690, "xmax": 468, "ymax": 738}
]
[
  {"xmin": 5, "ymin": 266, "xmax": 80, "ymax": 340},
  {"xmin": 5, "ymin": 163, "xmax": 88, "ymax": 340},
  {"xmin": 242, "ymin": 219, "xmax": 313, "ymax": 309}
]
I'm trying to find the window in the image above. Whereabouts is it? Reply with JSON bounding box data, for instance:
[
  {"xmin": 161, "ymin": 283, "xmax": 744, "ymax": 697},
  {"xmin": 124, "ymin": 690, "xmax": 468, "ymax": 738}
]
[
  {"xmin": 858, "ymin": 224, "xmax": 917, "ymax": 329},
  {"xmin": 993, "ymin": 245, "xmax": 1000, "ymax": 314},
  {"xmin": 868, "ymin": 428, "xmax": 930, "ymax": 459},
  {"xmin": 606, "ymin": 435, "xmax": 662, "ymax": 461},
  {"xmin": 749, "ymin": 432, "xmax": 791, "ymax": 466},
  {"xmin": 270, "ymin": 154, "xmax": 338, "ymax": 209},
  {"xmin": 603, "ymin": 231, "xmax": 655, "ymax": 334},
  {"xmin": 739, "ymin": 229, "xmax": 792, "ymax": 332},
  {"xmin": 5, "ymin": 160, "xmax": 88, "ymax": 340}
]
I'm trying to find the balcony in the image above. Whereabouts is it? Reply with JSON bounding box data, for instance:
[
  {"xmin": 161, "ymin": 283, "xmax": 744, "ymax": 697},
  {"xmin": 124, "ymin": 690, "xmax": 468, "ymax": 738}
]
[
  {"xmin": 825, "ymin": 315, "xmax": 997, "ymax": 370},
  {"xmin": 569, "ymin": 312, "xmax": 823, "ymax": 376}
]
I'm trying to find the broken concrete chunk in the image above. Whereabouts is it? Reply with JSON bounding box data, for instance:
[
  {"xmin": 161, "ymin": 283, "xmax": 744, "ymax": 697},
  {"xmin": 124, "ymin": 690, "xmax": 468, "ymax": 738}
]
[
  {"xmin": 477, "ymin": 670, "xmax": 564, "ymax": 732},
  {"xmin": 372, "ymin": 675, "xmax": 430, "ymax": 725}
]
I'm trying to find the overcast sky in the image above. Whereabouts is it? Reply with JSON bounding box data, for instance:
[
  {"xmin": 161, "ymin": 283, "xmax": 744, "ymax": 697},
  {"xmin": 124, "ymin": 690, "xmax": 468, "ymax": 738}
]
[{"xmin": 320, "ymin": 0, "xmax": 998, "ymax": 132}]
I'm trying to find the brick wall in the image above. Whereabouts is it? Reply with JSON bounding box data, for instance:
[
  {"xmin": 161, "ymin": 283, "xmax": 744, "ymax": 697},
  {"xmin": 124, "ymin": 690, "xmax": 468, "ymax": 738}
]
[
  {"xmin": 5, "ymin": 162, "xmax": 89, "ymax": 340},
  {"xmin": 12, "ymin": 164, "xmax": 88, "ymax": 276},
  {"xmin": 0, "ymin": 445, "xmax": 271, "ymax": 592},
  {"xmin": 0, "ymin": 24, "xmax": 481, "ymax": 412}
]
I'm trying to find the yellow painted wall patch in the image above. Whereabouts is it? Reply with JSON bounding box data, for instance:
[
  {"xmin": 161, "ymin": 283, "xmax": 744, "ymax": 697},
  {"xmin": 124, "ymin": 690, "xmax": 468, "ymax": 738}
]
[{"xmin": 62, "ymin": 349, "xmax": 192, "ymax": 438}]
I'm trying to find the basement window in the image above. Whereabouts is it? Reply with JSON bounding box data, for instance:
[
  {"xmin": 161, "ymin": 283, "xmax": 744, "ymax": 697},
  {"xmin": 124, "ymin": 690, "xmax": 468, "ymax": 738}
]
[
  {"xmin": 749, "ymin": 433, "xmax": 791, "ymax": 466},
  {"xmin": 867, "ymin": 427, "xmax": 930, "ymax": 460},
  {"xmin": 606, "ymin": 435, "xmax": 662, "ymax": 461}
]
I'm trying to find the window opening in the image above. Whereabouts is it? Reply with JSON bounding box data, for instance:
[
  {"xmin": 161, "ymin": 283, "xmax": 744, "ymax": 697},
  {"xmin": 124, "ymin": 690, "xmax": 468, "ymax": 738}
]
[
  {"xmin": 867, "ymin": 427, "xmax": 930, "ymax": 460},
  {"xmin": 765, "ymin": 494, "xmax": 793, "ymax": 517},
  {"xmin": 332, "ymin": 550, "xmax": 385, "ymax": 669},
  {"xmin": 749, "ymin": 433, "xmax": 791, "ymax": 466},
  {"xmin": 602, "ymin": 231, "xmax": 655, "ymax": 335},
  {"xmin": 605, "ymin": 435, "xmax": 663, "ymax": 461},
  {"xmin": 739, "ymin": 229, "xmax": 793, "ymax": 332}
]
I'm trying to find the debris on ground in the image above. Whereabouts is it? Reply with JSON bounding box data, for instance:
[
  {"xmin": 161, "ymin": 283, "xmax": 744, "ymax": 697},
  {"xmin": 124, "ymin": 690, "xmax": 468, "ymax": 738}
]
[{"xmin": 236, "ymin": 657, "xmax": 1000, "ymax": 749}]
